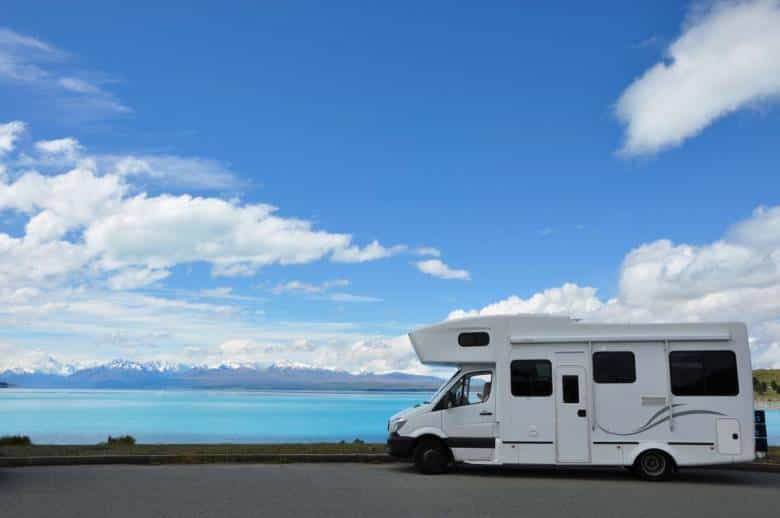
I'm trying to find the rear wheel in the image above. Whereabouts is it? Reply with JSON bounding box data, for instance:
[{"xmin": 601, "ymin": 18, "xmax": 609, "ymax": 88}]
[
  {"xmin": 633, "ymin": 450, "xmax": 674, "ymax": 481},
  {"xmin": 413, "ymin": 438, "xmax": 449, "ymax": 475}
]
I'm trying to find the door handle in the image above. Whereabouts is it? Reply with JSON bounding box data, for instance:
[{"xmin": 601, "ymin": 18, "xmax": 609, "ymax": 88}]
[
  {"xmin": 577, "ymin": 409, "xmax": 587, "ymax": 417},
  {"xmin": 480, "ymin": 411, "xmax": 493, "ymax": 416}
]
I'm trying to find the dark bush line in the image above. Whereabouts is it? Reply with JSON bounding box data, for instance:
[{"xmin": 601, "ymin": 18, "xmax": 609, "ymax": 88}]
[
  {"xmin": 0, "ymin": 435, "xmax": 32, "ymax": 446},
  {"xmin": 105, "ymin": 435, "xmax": 136, "ymax": 447}
]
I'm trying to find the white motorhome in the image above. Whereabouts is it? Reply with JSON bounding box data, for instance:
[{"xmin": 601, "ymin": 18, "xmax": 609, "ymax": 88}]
[{"xmin": 387, "ymin": 314, "xmax": 762, "ymax": 480}]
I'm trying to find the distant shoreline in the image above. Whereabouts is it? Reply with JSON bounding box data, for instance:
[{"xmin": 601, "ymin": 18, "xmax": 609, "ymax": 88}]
[{"xmin": 756, "ymin": 400, "xmax": 780, "ymax": 410}]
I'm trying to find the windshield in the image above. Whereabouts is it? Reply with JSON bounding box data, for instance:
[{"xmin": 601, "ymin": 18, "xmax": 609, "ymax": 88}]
[{"xmin": 426, "ymin": 369, "xmax": 461, "ymax": 403}]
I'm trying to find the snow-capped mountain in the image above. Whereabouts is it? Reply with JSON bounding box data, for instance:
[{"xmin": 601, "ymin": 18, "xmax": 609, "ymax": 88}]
[
  {"xmin": 4, "ymin": 355, "xmax": 77, "ymax": 376},
  {"xmin": 0, "ymin": 359, "xmax": 443, "ymax": 391}
]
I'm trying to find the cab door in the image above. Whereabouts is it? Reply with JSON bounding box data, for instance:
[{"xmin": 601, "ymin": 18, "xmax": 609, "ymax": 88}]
[{"xmin": 440, "ymin": 371, "xmax": 496, "ymax": 460}]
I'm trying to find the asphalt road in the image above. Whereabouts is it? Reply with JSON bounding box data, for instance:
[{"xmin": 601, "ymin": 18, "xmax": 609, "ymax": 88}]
[{"xmin": 2, "ymin": 463, "xmax": 779, "ymax": 518}]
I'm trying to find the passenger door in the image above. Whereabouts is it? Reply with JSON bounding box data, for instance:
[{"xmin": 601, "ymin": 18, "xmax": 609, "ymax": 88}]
[
  {"xmin": 440, "ymin": 371, "xmax": 496, "ymax": 460},
  {"xmin": 555, "ymin": 366, "xmax": 590, "ymax": 463}
]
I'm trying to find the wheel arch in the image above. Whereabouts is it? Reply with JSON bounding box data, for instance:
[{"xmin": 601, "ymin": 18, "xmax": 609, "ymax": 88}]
[
  {"xmin": 412, "ymin": 433, "xmax": 453, "ymax": 461},
  {"xmin": 626, "ymin": 443, "xmax": 678, "ymax": 468}
]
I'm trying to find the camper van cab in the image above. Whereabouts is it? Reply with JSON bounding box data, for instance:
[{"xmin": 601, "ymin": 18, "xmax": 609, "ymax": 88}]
[{"xmin": 387, "ymin": 314, "xmax": 759, "ymax": 480}]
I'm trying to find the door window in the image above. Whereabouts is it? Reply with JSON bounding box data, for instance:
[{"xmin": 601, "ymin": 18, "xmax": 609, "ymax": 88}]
[
  {"xmin": 441, "ymin": 371, "xmax": 493, "ymax": 408},
  {"xmin": 562, "ymin": 375, "xmax": 579, "ymax": 404}
]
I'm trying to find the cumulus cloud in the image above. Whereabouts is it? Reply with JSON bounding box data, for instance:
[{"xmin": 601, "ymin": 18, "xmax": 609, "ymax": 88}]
[
  {"xmin": 35, "ymin": 137, "xmax": 82, "ymax": 159},
  {"xmin": 0, "ymin": 120, "xmax": 25, "ymax": 155},
  {"xmin": 449, "ymin": 205, "xmax": 780, "ymax": 368},
  {"xmin": 416, "ymin": 259, "xmax": 470, "ymax": 280},
  {"xmin": 616, "ymin": 0, "xmax": 780, "ymax": 155},
  {"xmin": 0, "ymin": 122, "xmax": 410, "ymax": 295},
  {"xmin": 448, "ymin": 284, "xmax": 604, "ymax": 320}
]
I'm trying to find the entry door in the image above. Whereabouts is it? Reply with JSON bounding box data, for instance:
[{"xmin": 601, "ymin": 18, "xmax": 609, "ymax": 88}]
[
  {"xmin": 441, "ymin": 371, "xmax": 496, "ymax": 460},
  {"xmin": 555, "ymin": 366, "xmax": 590, "ymax": 463}
]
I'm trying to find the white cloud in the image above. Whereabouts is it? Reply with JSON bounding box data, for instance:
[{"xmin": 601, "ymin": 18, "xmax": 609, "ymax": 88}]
[
  {"xmin": 272, "ymin": 279, "xmax": 350, "ymax": 295},
  {"xmin": 616, "ymin": 0, "xmax": 780, "ymax": 156},
  {"xmin": 0, "ymin": 166, "xmax": 126, "ymax": 243},
  {"xmin": 331, "ymin": 240, "xmax": 407, "ymax": 263},
  {"xmin": 35, "ymin": 137, "xmax": 82, "ymax": 159},
  {"xmin": 109, "ymin": 154, "xmax": 242, "ymax": 190},
  {"xmin": 204, "ymin": 335, "xmax": 425, "ymax": 374},
  {"xmin": 0, "ymin": 28, "xmax": 129, "ymax": 118},
  {"xmin": 84, "ymin": 193, "xmax": 354, "ymax": 273},
  {"xmin": 58, "ymin": 77, "xmax": 101, "ymax": 94},
  {"xmin": 200, "ymin": 287, "xmax": 234, "ymax": 298},
  {"xmin": 448, "ymin": 283, "xmax": 605, "ymax": 320},
  {"xmin": 107, "ymin": 268, "xmax": 171, "ymax": 290},
  {"xmin": 0, "ymin": 123, "xmax": 409, "ymax": 294},
  {"xmin": 271, "ymin": 279, "xmax": 380, "ymax": 303},
  {"xmin": 416, "ymin": 259, "xmax": 470, "ymax": 280},
  {"xmin": 449, "ymin": 205, "xmax": 780, "ymax": 368},
  {"xmin": 0, "ymin": 120, "xmax": 25, "ymax": 155}
]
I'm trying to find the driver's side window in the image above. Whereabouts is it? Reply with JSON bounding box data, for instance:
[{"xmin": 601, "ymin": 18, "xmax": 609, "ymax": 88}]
[{"xmin": 442, "ymin": 371, "xmax": 492, "ymax": 409}]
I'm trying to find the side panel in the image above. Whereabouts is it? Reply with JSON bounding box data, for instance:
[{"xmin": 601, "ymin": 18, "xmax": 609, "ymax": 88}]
[
  {"xmin": 592, "ymin": 325, "xmax": 754, "ymax": 466},
  {"xmin": 716, "ymin": 419, "xmax": 741, "ymax": 455}
]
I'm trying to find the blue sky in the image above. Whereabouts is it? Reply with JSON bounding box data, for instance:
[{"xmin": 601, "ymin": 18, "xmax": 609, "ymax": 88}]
[{"xmin": 1, "ymin": 0, "xmax": 780, "ymax": 373}]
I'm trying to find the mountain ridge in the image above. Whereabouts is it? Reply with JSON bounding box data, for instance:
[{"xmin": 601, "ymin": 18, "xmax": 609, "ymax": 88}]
[{"xmin": 0, "ymin": 359, "xmax": 444, "ymax": 391}]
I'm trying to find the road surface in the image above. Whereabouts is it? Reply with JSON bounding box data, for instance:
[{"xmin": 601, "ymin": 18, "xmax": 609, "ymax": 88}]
[{"xmin": 2, "ymin": 463, "xmax": 779, "ymax": 517}]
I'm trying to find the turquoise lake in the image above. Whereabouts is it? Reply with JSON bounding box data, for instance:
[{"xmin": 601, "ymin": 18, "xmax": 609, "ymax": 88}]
[{"xmin": 1, "ymin": 389, "xmax": 778, "ymax": 445}]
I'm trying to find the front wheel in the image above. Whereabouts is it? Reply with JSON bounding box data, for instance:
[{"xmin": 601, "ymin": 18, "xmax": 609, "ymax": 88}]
[
  {"xmin": 413, "ymin": 438, "xmax": 449, "ymax": 475},
  {"xmin": 633, "ymin": 450, "xmax": 674, "ymax": 481}
]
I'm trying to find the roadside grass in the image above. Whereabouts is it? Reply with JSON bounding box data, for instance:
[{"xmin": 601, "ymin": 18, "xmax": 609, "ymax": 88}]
[
  {"xmin": 0, "ymin": 441, "xmax": 386, "ymax": 459},
  {"xmin": 754, "ymin": 369, "xmax": 780, "ymax": 402}
]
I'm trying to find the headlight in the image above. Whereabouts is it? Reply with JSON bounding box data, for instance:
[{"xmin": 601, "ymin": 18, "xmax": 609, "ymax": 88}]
[{"xmin": 388, "ymin": 418, "xmax": 407, "ymax": 434}]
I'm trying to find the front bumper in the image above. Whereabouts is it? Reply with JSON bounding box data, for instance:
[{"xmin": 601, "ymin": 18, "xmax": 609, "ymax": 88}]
[{"xmin": 386, "ymin": 433, "xmax": 415, "ymax": 459}]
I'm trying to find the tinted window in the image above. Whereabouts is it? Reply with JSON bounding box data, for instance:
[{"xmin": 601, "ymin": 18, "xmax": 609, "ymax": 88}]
[
  {"xmin": 593, "ymin": 351, "xmax": 636, "ymax": 383},
  {"xmin": 510, "ymin": 360, "xmax": 552, "ymax": 397},
  {"xmin": 562, "ymin": 375, "xmax": 579, "ymax": 403},
  {"xmin": 458, "ymin": 332, "xmax": 490, "ymax": 347},
  {"xmin": 670, "ymin": 350, "xmax": 738, "ymax": 396}
]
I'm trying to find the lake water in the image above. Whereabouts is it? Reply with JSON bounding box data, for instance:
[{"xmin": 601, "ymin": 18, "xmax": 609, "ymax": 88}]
[{"xmin": 1, "ymin": 389, "xmax": 778, "ymax": 446}]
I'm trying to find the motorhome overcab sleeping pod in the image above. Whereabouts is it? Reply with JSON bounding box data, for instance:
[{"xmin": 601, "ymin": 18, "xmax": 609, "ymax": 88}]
[{"xmin": 387, "ymin": 314, "xmax": 764, "ymax": 480}]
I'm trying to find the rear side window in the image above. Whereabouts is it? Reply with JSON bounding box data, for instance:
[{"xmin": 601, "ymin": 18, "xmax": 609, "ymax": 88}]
[
  {"xmin": 593, "ymin": 351, "xmax": 636, "ymax": 383},
  {"xmin": 458, "ymin": 332, "xmax": 489, "ymax": 347},
  {"xmin": 510, "ymin": 360, "xmax": 552, "ymax": 397},
  {"xmin": 670, "ymin": 350, "xmax": 739, "ymax": 396}
]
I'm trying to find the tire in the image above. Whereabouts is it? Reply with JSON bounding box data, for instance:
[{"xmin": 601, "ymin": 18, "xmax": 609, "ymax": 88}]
[
  {"xmin": 413, "ymin": 438, "xmax": 449, "ymax": 475},
  {"xmin": 633, "ymin": 450, "xmax": 674, "ymax": 481}
]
